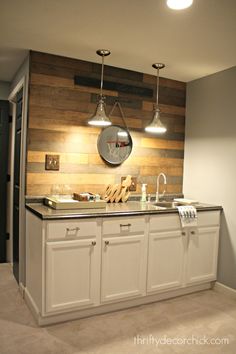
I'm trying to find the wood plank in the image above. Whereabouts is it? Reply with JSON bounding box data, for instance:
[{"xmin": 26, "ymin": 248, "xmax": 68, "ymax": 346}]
[
  {"xmin": 141, "ymin": 138, "xmax": 184, "ymax": 150},
  {"xmin": 29, "ymin": 84, "xmax": 92, "ymax": 111},
  {"xmin": 123, "ymin": 156, "xmax": 184, "ymax": 167},
  {"xmin": 143, "ymin": 73, "xmax": 186, "ymax": 91},
  {"xmin": 31, "ymin": 62, "xmax": 76, "ymax": 79},
  {"xmin": 74, "ymin": 75, "xmax": 153, "ymax": 98},
  {"xmin": 92, "ymin": 62, "xmax": 143, "ymax": 82},
  {"xmin": 29, "ymin": 105, "xmax": 91, "ymax": 122},
  {"xmin": 132, "ymin": 147, "xmax": 184, "ymax": 159},
  {"xmin": 135, "ymin": 183, "xmax": 182, "ymax": 194},
  {"xmin": 91, "ymin": 93, "xmax": 143, "ymax": 110},
  {"xmin": 30, "ymin": 73, "xmax": 118, "ymax": 97},
  {"xmin": 174, "ymin": 124, "xmax": 185, "ymax": 133},
  {"xmin": 27, "ymin": 162, "xmax": 140, "ymax": 175},
  {"xmin": 31, "ymin": 51, "xmax": 92, "ymax": 72},
  {"xmin": 138, "ymin": 175, "xmax": 182, "ymax": 186},
  {"xmin": 140, "ymin": 166, "xmax": 168, "ymax": 176},
  {"xmin": 27, "ymin": 129, "xmax": 98, "ymax": 153},
  {"xmin": 27, "ymin": 151, "xmax": 89, "ymax": 164},
  {"xmin": 89, "ymin": 153, "xmax": 184, "ymax": 168},
  {"xmin": 27, "ymin": 173, "xmax": 115, "ymax": 185},
  {"xmin": 26, "ymin": 184, "xmax": 108, "ymax": 196},
  {"xmin": 142, "ymin": 101, "xmax": 186, "ymax": 116},
  {"xmin": 167, "ymin": 167, "xmax": 183, "ymax": 176},
  {"xmin": 140, "ymin": 166, "xmax": 183, "ymax": 177}
]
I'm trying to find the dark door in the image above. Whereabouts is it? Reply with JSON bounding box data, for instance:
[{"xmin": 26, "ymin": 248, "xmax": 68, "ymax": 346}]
[
  {"xmin": 13, "ymin": 88, "xmax": 23, "ymax": 282},
  {"xmin": 0, "ymin": 100, "xmax": 9, "ymax": 263}
]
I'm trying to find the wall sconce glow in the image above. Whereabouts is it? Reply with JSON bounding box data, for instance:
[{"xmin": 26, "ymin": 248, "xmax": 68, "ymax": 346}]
[
  {"xmin": 88, "ymin": 49, "xmax": 112, "ymax": 127},
  {"xmin": 145, "ymin": 63, "xmax": 167, "ymax": 134},
  {"xmin": 167, "ymin": 0, "xmax": 193, "ymax": 10}
]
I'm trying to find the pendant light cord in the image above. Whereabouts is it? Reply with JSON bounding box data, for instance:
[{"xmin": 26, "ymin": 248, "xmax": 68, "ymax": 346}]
[
  {"xmin": 156, "ymin": 68, "xmax": 160, "ymax": 107},
  {"xmin": 100, "ymin": 55, "xmax": 104, "ymax": 97}
]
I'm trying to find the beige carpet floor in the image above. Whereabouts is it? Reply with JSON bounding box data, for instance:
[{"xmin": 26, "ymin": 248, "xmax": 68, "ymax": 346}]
[{"xmin": 0, "ymin": 263, "xmax": 236, "ymax": 354}]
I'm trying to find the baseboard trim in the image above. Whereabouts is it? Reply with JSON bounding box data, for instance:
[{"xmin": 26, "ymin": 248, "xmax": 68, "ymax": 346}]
[
  {"xmin": 26, "ymin": 282, "xmax": 212, "ymax": 326},
  {"xmin": 24, "ymin": 288, "xmax": 40, "ymax": 324},
  {"xmin": 214, "ymin": 281, "xmax": 236, "ymax": 298},
  {"xmin": 19, "ymin": 282, "xmax": 25, "ymax": 298}
]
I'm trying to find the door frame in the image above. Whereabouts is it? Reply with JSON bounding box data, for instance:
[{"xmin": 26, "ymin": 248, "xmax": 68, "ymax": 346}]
[
  {"xmin": 8, "ymin": 75, "xmax": 28, "ymax": 289},
  {"xmin": 0, "ymin": 100, "xmax": 9, "ymax": 262}
]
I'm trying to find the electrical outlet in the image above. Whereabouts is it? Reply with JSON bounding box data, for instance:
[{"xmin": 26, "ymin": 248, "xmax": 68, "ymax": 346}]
[
  {"xmin": 45, "ymin": 154, "xmax": 60, "ymax": 171},
  {"xmin": 121, "ymin": 176, "xmax": 137, "ymax": 191}
]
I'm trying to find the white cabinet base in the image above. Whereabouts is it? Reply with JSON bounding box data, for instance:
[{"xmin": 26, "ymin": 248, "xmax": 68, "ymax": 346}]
[
  {"xmin": 24, "ymin": 281, "xmax": 213, "ymax": 326},
  {"xmin": 25, "ymin": 209, "xmax": 220, "ymax": 326}
]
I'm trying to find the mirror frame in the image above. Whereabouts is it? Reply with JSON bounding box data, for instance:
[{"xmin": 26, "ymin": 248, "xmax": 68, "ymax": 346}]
[{"xmin": 97, "ymin": 125, "xmax": 133, "ymax": 166}]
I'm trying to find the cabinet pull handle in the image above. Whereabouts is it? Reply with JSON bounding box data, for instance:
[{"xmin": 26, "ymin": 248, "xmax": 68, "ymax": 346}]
[
  {"xmin": 66, "ymin": 227, "xmax": 80, "ymax": 232},
  {"xmin": 191, "ymin": 231, "xmax": 195, "ymax": 235},
  {"xmin": 105, "ymin": 240, "xmax": 109, "ymax": 245},
  {"xmin": 120, "ymin": 223, "xmax": 131, "ymax": 227},
  {"xmin": 181, "ymin": 231, "xmax": 186, "ymax": 236},
  {"xmin": 91, "ymin": 241, "xmax": 96, "ymax": 246}
]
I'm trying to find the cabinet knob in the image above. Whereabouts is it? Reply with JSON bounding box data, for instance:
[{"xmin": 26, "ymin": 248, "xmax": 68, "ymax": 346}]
[
  {"xmin": 91, "ymin": 241, "xmax": 96, "ymax": 246},
  {"xmin": 191, "ymin": 231, "xmax": 195, "ymax": 235},
  {"xmin": 105, "ymin": 240, "xmax": 109, "ymax": 245},
  {"xmin": 181, "ymin": 231, "xmax": 186, "ymax": 236}
]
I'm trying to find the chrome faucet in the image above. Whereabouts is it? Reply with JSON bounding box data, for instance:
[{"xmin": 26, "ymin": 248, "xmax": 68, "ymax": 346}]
[{"xmin": 156, "ymin": 173, "xmax": 167, "ymax": 202}]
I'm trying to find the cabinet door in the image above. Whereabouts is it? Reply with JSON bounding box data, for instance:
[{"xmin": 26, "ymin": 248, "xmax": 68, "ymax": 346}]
[
  {"xmin": 147, "ymin": 230, "xmax": 185, "ymax": 293},
  {"xmin": 185, "ymin": 227, "xmax": 219, "ymax": 285},
  {"xmin": 45, "ymin": 239, "xmax": 99, "ymax": 313},
  {"xmin": 101, "ymin": 235, "xmax": 146, "ymax": 303}
]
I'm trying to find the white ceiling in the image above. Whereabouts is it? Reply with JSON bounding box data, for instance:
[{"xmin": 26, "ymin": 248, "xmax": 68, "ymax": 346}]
[{"xmin": 0, "ymin": 0, "xmax": 236, "ymax": 83}]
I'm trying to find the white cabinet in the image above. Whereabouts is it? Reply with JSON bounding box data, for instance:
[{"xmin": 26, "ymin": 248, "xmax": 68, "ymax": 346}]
[
  {"xmin": 25, "ymin": 209, "xmax": 221, "ymax": 325},
  {"xmin": 147, "ymin": 230, "xmax": 185, "ymax": 293},
  {"xmin": 185, "ymin": 227, "xmax": 219, "ymax": 285},
  {"xmin": 101, "ymin": 217, "xmax": 147, "ymax": 303},
  {"xmin": 148, "ymin": 212, "xmax": 220, "ymax": 294},
  {"xmin": 45, "ymin": 238, "xmax": 100, "ymax": 313}
]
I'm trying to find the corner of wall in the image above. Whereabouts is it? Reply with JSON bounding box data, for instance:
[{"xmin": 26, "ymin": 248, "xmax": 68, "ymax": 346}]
[{"xmin": 0, "ymin": 81, "xmax": 10, "ymax": 100}]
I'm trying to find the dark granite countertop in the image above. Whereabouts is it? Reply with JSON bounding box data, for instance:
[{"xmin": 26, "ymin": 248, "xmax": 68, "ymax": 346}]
[{"xmin": 26, "ymin": 201, "xmax": 222, "ymax": 220}]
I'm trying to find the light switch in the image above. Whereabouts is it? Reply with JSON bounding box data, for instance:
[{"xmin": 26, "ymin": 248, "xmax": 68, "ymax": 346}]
[{"xmin": 45, "ymin": 154, "xmax": 60, "ymax": 171}]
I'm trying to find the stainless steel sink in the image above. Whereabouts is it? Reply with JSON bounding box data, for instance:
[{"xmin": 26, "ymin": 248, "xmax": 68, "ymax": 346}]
[{"xmin": 152, "ymin": 201, "xmax": 181, "ymax": 209}]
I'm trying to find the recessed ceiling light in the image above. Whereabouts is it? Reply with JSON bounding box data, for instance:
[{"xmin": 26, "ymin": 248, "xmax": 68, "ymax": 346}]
[{"xmin": 167, "ymin": 0, "xmax": 193, "ymax": 10}]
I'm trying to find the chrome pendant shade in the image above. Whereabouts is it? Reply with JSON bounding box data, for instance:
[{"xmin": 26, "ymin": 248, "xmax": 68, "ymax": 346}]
[
  {"xmin": 145, "ymin": 107, "xmax": 166, "ymax": 133},
  {"xmin": 145, "ymin": 63, "xmax": 167, "ymax": 134},
  {"xmin": 88, "ymin": 49, "xmax": 112, "ymax": 127}
]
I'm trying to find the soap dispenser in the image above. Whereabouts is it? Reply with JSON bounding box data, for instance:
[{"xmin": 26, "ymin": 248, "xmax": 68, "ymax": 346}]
[{"xmin": 141, "ymin": 183, "xmax": 147, "ymax": 202}]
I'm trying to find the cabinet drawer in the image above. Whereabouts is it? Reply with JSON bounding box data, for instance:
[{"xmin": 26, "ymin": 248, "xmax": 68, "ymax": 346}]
[
  {"xmin": 150, "ymin": 210, "xmax": 221, "ymax": 232},
  {"xmin": 197, "ymin": 211, "xmax": 220, "ymax": 227},
  {"xmin": 150, "ymin": 214, "xmax": 180, "ymax": 232},
  {"xmin": 102, "ymin": 217, "xmax": 145, "ymax": 236},
  {"xmin": 46, "ymin": 219, "xmax": 97, "ymax": 240}
]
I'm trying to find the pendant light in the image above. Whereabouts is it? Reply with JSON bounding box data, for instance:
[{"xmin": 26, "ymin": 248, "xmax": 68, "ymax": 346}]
[
  {"xmin": 145, "ymin": 63, "xmax": 167, "ymax": 134},
  {"xmin": 88, "ymin": 49, "xmax": 112, "ymax": 126},
  {"xmin": 167, "ymin": 0, "xmax": 193, "ymax": 10}
]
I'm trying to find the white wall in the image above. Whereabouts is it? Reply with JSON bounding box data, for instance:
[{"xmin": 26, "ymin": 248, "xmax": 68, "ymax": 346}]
[
  {"xmin": 0, "ymin": 81, "xmax": 10, "ymax": 100},
  {"xmin": 184, "ymin": 66, "xmax": 236, "ymax": 289}
]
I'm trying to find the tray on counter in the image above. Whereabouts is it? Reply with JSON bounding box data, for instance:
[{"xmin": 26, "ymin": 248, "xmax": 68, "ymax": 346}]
[{"xmin": 44, "ymin": 197, "xmax": 106, "ymax": 210}]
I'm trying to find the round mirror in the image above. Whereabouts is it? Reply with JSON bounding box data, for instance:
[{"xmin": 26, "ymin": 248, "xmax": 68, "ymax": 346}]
[{"xmin": 97, "ymin": 125, "xmax": 133, "ymax": 165}]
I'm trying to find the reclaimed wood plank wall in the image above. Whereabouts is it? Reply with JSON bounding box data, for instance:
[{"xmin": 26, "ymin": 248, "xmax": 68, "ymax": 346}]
[{"xmin": 27, "ymin": 51, "xmax": 186, "ymax": 196}]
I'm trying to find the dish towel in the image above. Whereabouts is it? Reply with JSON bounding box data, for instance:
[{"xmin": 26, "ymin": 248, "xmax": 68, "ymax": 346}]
[{"xmin": 177, "ymin": 205, "xmax": 198, "ymax": 228}]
